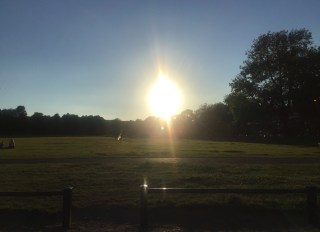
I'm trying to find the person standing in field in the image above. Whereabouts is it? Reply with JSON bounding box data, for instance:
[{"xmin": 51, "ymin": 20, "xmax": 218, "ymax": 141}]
[{"xmin": 8, "ymin": 138, "xmax": 15, "ymax": 149}]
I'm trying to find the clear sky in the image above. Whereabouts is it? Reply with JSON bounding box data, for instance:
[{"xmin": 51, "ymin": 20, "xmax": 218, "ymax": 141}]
[{"xmin": 1, "ymin": 0, "xmax": 319, "ymax": 120}]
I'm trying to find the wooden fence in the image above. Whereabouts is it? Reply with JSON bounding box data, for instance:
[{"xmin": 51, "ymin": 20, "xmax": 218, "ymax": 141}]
[
  {"xmin": 0, "ymin": 187, "xmax": 73, "ymax": 229},
  {"xmin": 140, "ymin": 185, "xmax": 318, "ymax": 228}
]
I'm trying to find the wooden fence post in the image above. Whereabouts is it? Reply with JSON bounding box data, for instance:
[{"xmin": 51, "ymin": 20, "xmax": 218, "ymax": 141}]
[
  {"xmin": 140, "ymin": 185, "xmax": 148, "ymax": 229},
  {"xmin": 306, "ymin": 186, "xmax": 318, "ymax": 225},
  {"xmin": 62, "ymin": 187, "xmax": 73, "ymax": 229}
]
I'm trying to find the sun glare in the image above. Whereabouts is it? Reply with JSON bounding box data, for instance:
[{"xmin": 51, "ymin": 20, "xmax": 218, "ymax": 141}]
[{"xmin": 148, "ymin": 72, "xmax": 181, "ymax": 121}]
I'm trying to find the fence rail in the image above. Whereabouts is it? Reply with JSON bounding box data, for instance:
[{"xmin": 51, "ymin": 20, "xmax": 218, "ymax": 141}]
[
  {"xmin": 140, "ymin": 185, "xmax": 318, "ymax": 228},
  {"xmin": 0, "ymin": 191, "xmax": 62, "ymax": 197},
  {"xmin": 0, "ymin": 187, "xmax": 73, "ymax": 229},
  {"xmin": 147, "ymin": 187, "xmax": 307, "ymax": 194}
]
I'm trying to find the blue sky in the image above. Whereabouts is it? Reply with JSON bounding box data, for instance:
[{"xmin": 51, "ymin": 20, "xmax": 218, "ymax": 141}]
[{"xmin": 1, "ymin": 0, "xmax": 319, "ymax": 120}]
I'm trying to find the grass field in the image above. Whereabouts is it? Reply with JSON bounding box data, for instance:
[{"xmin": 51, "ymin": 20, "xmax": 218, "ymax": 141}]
[
  {"xmin": 0, "ymin": 137, "xmax": 319, "ymax": 231},
  {"xmin": 2, "ymin": 137, "xmax": 320, "ymax": 159}
]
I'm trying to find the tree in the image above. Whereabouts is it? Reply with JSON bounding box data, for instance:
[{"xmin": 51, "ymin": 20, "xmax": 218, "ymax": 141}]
[
  {"xmin": 225, "ymin": 93, "xmax": 264, "ymax": 137},
  {"xmin": 195, "ymin": 103, "xmax": 232, "ymax": 139},
  {"xmin": 0, "ymin": 106, "xmax": 28, "ymax": 136},
  {"xmin": 174, "ymin": 109, "xmax": 196, "ymax": 138},
  {"xmin": 227, "ymin": 29, "xmax": 320, "ymax": 138}
]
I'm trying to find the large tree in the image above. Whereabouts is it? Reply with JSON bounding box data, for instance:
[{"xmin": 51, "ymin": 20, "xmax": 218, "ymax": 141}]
[
  {"xmin": 194, "ymin": 103, "xmax": 232, "ymax": 139},
  {"xmin": 226, "ymin": 29, "xmax": 320, "ymax": 139}
]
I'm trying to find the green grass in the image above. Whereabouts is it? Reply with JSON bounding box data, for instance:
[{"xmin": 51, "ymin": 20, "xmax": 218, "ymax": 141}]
[
  {"xmin": 0, "ymin": 137, "xmax": 319, "ymax": 212},
  {"xmin": 1, "ymin": 137, "xmax": 320, "ymax": 158}
]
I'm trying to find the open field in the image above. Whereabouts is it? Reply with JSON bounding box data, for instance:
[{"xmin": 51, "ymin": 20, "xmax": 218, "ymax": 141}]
[{"xmin": 0, "ymin": 137, "xmax": 319, "ymax": 231}]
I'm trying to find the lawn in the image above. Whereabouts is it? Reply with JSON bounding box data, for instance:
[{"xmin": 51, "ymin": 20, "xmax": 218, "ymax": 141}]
[
  {"xmin": 2, "ymin": 137, "xmax": 320, "ymax": 158},
  {"xmin": 0, "ymin": 137, "xmax": 319, "ymax": 231},
  {"xmin": 0, "ymin": 137, "xmax": 319, "ymax": 207}
]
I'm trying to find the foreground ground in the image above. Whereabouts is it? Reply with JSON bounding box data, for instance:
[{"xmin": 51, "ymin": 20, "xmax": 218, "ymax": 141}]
[
  {"xmin": 0, "ymin": 196, "xmax": 319, "ymax": 231},
  {"xmin": 0, "ymin": 137, "xmax": 319, "ymax": 231}
]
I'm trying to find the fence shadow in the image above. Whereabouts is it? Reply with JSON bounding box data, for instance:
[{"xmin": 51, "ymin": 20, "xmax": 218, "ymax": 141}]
[
  {"xmin": 0, "ymin": 209, "xmax": 64, "ymax": 232},
  {"xmin": 146, "ymin": 205, "xmax": 318, "ymax": 231},
  {"xmin": 72, "ymin": 205, "xmax": 318, "ymax": 231},
  {"xmin": 0, "ymin": 206, "xmax": 317, "ymax": 231}
]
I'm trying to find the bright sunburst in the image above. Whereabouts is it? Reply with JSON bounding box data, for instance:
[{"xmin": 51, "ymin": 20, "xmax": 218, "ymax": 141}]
[{"xmin": 148, "ymin": 72, "xmax": 181, "ymax": 122}]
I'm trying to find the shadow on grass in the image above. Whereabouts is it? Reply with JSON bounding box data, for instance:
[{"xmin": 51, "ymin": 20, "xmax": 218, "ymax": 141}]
[
  {"xmin": 146, "ymin": 206, "xmax": 316, "ymax": 231},
  {"xmin": 0, "ymin": 209, "xmax": 64, "ymax": 231},
  {"xmin": 0, "ymin": 206, "xmax": 318, "ymax": 231},
  {"xmin": 72, "ymin": 205, "xmax": 318, "ymax": 231}
]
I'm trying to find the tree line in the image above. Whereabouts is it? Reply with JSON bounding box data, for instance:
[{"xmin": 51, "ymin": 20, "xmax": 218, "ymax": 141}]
[
  {"xmin": 0, "ymin": 106, "xmax": 107, "ymax": 136},
  {"xmin": 1, "ymin": 29, "xmax": 319, "ymax": 143}
]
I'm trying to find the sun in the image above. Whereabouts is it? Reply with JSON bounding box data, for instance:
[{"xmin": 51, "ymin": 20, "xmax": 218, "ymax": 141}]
[{"xmin": 148, "ymin": 72, "xmax": 181, "ymax": 122}]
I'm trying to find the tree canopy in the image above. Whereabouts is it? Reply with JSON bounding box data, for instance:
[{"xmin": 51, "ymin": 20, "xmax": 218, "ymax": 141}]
[{"xmin": 226, "ymin": 29, "xmax": 320, "ymax": 140}]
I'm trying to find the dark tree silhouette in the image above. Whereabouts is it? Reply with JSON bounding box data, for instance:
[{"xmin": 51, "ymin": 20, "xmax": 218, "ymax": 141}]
[
  {"xmin": 172, "ymin": 109, "xmax": 196, "ymax": 138},
  {"xmin": 0, "ymin": 107, "xmax": 109, "ymax": 137},
  {"xmin": 194, "ymin": 103, "xmax": 232, "ymax": 139},
  {"xmin": 226, "ymin": 29, "xmax": 320, "ymax": 140},
  {"xmin": 0, "ymin": 106, "xmax": 28, "ymax": 136}
]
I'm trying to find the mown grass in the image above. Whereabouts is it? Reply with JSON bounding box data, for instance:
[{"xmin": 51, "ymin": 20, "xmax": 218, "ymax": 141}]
[
  {"xmin": 0, "ymin": 137, "xmax": 319, "ymax": 213},
  {"xmin": 1, "ymin": 137, "xmax": 320, "ymax": 158}
]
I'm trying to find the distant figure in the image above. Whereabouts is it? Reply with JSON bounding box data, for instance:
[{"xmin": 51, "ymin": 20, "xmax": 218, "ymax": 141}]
[
  {"xmin": 0, "ymin": 140, "xmax": 4, "ymax": 149},
  {"xmin": 117, "ymin": 134, "xmax": 122, "ymax": 141},
  {"xmin": 8, "ymin": 138, "xmax": 15, "ymax": 149}
]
